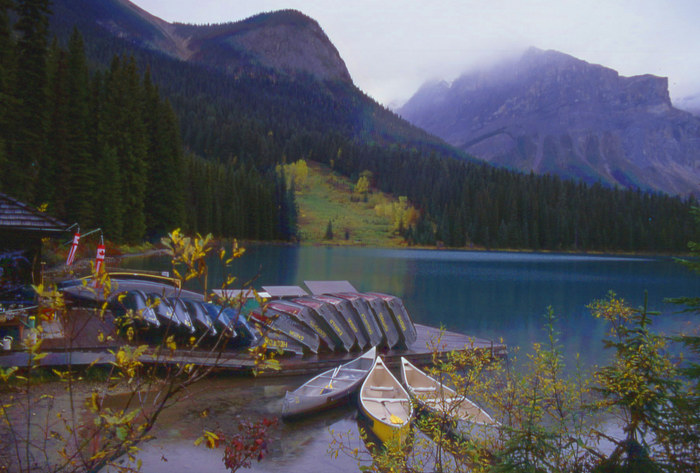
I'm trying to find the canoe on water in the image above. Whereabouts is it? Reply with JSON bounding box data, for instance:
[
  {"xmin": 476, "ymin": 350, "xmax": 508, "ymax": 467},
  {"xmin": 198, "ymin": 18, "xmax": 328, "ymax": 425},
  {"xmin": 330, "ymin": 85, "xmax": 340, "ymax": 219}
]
[
  {"xmin": 359, "ymin": 356, "xmax": 413, "ymax": 444},
  {"xmin": 400, "ymin": 357, "xmax": 496, "ymax": 426},
  {"xmin": 282, "ymin": 347, "xmax": 376, "ymax": 418}
]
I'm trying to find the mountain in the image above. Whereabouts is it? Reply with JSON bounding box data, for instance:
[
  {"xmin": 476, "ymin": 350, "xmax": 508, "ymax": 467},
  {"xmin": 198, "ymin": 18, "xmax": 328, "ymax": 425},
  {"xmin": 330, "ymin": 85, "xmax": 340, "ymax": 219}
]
[
  {"xmin": 49, "ymin": 0, "xmax": 451, "ymax": 155},
  {"xmin": 37, "ymin": 2, "xmax": 697, "ymax": 252},
  {"xmin": 52, "ymin": 0, "xmax": 352, "ymax": 83},
  {"xmin": 399, "ymin": 48, "xmax": 700, "ymax": 196},
  {"xmin": 675, "ymin": 94, "xmax": 700, "ymax": 117}
]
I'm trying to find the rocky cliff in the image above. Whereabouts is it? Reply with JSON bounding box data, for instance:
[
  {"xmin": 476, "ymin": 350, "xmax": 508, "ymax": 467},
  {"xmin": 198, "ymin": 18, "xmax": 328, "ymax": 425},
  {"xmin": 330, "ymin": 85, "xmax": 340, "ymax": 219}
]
[
  {"xmin": 66, "ymin": 0, "xmax": 353, "ymax": 84},
  {"xmin": 399, "ymin": 48, "xmax": 700, "ymax": 196}
]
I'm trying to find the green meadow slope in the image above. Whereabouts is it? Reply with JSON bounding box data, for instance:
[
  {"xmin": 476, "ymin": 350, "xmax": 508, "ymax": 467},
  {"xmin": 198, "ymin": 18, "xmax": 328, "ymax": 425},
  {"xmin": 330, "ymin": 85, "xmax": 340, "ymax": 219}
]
[{"xmin": 294, "ymin": 162, "xmax": 406, "ymax": 247}]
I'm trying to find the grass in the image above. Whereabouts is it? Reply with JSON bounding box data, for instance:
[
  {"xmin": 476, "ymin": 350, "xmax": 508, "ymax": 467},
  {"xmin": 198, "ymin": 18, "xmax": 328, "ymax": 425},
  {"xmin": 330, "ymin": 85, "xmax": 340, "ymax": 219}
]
[{"xmin": 294, "ymin": 162, "xmax": 406, "ymax": 247}]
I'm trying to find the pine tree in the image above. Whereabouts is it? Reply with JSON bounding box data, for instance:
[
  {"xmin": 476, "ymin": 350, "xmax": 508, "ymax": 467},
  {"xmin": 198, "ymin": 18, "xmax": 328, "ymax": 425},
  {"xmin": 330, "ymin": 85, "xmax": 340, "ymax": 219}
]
[
  {"xmin": 45, "ymin": 39, "xmax": 69, "ymax": 217},
  {"xmin": 97, "ymin": 145, "xmax": 123, "ymax": 240},
  {"xmin": 0, "ymin": 0, "xmax": 14, "ymax": 192},
  {"xmin": 142, "ymin": 69, "xmax": 186, "ymax": 238},
  {"xmin": 65, "ymin": 28, "xmax": 93, "ymax": 227},
  {"xmin": 324, "ymin": 219, "xmax": 333, "ymax": 240},
  {"xmin": 12, "ymin": 0, "xmax": 51, "ymax": 202},
  {"xmin": 101, "ymin": 56, "xmax": 147, "ymax": 242}
]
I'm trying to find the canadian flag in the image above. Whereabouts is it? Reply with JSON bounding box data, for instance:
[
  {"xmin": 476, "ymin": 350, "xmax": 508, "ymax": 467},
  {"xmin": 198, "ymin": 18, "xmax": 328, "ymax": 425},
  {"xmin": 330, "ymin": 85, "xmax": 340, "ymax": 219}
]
[
  {"xmin": 92, "ymin": 244, "xmax": 106, "ymax": 287},
  {"xmin": 66, "ymin": 232, "xmax": 80, "ymax": 266}
]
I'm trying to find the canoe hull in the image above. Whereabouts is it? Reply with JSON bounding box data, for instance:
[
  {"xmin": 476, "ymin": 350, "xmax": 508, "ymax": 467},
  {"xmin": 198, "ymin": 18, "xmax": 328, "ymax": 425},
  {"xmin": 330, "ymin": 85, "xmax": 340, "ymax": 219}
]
[
  {"xmin": 360, "ymin": 402, "xmax": 412, "ymax": 445},
  {"xmin": 400, "ymin": 357, "xmax": 497, "ymax": 427},
  {"xmin": 282, "ymin": 347, "xmax": 376, "ymax": 418},
  {"xmin": 360, "ymin": 357, "xmax": 413, "ymax": 445}
]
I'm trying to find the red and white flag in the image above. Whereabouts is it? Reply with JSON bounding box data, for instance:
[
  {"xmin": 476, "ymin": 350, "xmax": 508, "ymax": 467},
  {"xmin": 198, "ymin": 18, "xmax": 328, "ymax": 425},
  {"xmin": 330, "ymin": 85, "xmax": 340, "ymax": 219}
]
[
  {"xmin": 92, "ymin": 244, "xmax": 106, "ymax": 287},
  {"xmin": 66, "ymin": 232, "xmax": 80, "ymax": 266}
]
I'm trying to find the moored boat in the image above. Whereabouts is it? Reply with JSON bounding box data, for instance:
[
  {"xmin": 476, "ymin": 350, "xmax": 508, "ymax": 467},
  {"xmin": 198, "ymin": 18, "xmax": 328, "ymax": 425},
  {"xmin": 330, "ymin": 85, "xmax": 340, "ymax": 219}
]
[
  {"xmin": 331, "ymin": 293, "xmax": 384, "ymax": 348},
  {"xmin": 282, "ymin": 347, "xmax": 376, "ymax": 418},
  {"xmin": 367, "ymin": 292, "xmax": 417, "ymax": 347},
  {"xmin": 353, "ymin": 292, "xmax": 401, "ymax": 349},
  {"xmin": 250, "ymin": 320, "xmax": 305, "ymax": 356},
  {"xmin": 311, "ymin": 294, "xmax": 369, "ymax": 349},
  {"xmin": 290, "ymin": 297, "xmax": 356, "ymax": 352},
  {"xmin": 266, "ymin": 300, "xmax": 338, "ymax": 351},
  {"xmin": 249, "ymin": 307, "xmax": 321, "ymax": 354},
  {"xmin": 400, "ymin": 357, "xmax": 496, "ymax": 426},
  {"xmin": 359, "ymin": 356, "xmax": 413, "ymax": 444}
]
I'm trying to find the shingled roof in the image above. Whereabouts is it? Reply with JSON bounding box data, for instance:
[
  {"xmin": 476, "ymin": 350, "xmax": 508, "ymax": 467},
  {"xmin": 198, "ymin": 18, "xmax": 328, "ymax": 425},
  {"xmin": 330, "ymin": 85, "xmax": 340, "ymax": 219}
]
[{"xmin": 0, "ymin": 193, "xmax": 67, "ymax": 233}]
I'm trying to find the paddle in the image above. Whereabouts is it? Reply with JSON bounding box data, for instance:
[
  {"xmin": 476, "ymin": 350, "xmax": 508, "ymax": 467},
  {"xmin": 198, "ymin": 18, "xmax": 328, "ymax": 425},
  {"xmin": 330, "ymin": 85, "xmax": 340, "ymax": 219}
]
[
  {"xmin": 320, "ymin": 366, "xmax": 341, "ymax": 394},
  {"xmin": 380, "ymin": 400, "xmax": 404, "ymax": 424}
]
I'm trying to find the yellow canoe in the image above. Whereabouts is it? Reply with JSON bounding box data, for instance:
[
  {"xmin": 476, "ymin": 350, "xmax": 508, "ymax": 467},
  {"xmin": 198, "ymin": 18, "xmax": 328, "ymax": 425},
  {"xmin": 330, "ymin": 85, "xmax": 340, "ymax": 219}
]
[{"xmin": 359, "ymin": 356, "xmax": 413, "ymax": 444}]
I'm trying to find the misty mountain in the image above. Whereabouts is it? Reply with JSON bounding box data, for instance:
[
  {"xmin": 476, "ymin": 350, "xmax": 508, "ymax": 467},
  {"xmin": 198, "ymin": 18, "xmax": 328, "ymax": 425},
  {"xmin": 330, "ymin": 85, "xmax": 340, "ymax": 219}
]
[
  {"xmin": 399, "ymin": 48, "xmax": 700, "ymax": 196},
  {"xmin": 675, "ymin": 94, "xmax": 700, "ymax": 117}
]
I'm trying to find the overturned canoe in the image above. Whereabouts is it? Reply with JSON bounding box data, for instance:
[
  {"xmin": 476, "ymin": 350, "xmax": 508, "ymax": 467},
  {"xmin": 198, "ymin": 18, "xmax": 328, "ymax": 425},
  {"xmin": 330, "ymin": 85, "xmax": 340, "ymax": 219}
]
[
  {"xmin": 249, "ymin": 308, "xmax": 321, "ymax": 354},
  {"xmin": 290, "ymin": 297, "xmax": 357, "ymax": 352},
  {"xmin": 353, "ymin": 292, "xmax": 401, "ymax": 349},
  {"xmin": 311, "ymin": 294, "xmax": 369, "ymax": 349},
  {"xmin": 367, "ymin": 292, "xmax": 417, "ymax": 347},
  {"xmin": 266, "ymin": 300, "xmax": 338, "ymax": 352},
  {"xmin": 331, "ymin": 293, "xmax": 384, "ymax": 348}
]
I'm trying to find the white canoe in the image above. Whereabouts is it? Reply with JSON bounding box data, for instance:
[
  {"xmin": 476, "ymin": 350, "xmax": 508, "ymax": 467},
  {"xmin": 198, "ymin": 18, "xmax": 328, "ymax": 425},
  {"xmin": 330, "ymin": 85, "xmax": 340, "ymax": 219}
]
[
  {"xmin": 282, "ymin": 347, "xmax": 376, "ymax": 418},
  {"xmin": 400, "ymin": 357, "xmax": 496, "ymax": 426}
]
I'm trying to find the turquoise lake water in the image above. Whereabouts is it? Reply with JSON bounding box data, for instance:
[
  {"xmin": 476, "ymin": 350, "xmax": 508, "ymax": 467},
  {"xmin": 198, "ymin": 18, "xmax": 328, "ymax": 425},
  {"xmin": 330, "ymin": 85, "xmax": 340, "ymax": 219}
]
[
  {"xmin": 118, "ymin": 246, "xmax": 698, "ymax": 472},
  {"xmin": 123, "ymin": 245, "xmax": 697, "ymax": 366}
]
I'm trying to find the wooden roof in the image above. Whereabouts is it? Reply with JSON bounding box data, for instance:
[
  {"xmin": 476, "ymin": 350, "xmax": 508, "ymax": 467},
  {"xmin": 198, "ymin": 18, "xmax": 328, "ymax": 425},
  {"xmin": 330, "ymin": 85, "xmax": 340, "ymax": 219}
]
[{"xmin": 0, "ymin": 193, "xmax": 66, "ymax": 233}]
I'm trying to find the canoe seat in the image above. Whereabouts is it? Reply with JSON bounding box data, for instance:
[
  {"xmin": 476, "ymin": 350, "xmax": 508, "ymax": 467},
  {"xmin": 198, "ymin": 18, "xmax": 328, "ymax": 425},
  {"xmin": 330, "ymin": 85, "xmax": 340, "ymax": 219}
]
[
  {"xmin": 363, "ymin": 397, "xmax": 406, "ymax": 403},
  {"xmin": 413, "ymin": 387, "xmax": 437, "ymax": 392},
  {"xmin": 369, "ymin": 385, "xmax": 394, "ymax": 391}
]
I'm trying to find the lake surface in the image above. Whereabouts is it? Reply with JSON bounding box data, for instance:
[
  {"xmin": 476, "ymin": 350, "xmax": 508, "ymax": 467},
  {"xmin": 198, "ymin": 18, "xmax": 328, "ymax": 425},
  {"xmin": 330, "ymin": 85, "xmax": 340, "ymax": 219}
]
[
  {"xmin": 118, "ymin": 246, "xmax": 698, "ymax": 472},
  {"xmin": 124, "ymin": 245, "xmax": 696, "ymax": 366}
]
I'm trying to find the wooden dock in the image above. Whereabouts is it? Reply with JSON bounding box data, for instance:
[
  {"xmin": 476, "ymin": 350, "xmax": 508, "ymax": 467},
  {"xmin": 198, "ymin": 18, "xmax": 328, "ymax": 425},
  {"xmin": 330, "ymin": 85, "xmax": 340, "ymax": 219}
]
[{"xmin": 0, "ymin": 319, "xmax": 507, "ymax": 377}]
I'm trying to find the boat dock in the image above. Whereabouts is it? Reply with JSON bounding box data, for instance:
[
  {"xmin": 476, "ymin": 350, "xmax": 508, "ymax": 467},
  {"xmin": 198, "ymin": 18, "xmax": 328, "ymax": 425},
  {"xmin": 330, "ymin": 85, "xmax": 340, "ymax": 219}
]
[{"xmin": 0, "ymin": 313, "xmax": 506, "ymax": 377}]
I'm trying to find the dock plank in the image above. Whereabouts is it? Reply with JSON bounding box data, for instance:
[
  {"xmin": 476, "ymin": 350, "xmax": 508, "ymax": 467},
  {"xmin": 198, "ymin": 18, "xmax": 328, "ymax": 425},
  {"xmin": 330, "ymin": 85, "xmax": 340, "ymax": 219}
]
[{"xmin": 0, "ymin": 312, "xmax": 506, "ymax": 376}]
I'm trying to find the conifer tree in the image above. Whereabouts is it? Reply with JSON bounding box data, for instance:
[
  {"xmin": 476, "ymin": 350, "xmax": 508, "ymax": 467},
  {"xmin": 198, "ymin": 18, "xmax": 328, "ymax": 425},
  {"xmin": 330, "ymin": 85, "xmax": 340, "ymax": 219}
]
[
  {"xmin": 142, "ymin": 69, "xmax": 186, "ymax": 238},
  {"xmin": 324, "ymin": 219, "xmax": 333, "ymax": 240},
  {"xmin": 12, "ymin": 0, "xmax": 50, "ymax": 202},
  {"xmin": 65, "ymin": 28, "xmax": 93, "ymax": 227},
  {"xmin": 0, "ymin": 0, "xmax": 13, "ymax": 192},
  {"xmin": 45, "ymin": 40, "xmax": 69, "ymax": 216},
  {"xmin": 101, "ymin": 56, "xmax": 147, "ymax": 242}
]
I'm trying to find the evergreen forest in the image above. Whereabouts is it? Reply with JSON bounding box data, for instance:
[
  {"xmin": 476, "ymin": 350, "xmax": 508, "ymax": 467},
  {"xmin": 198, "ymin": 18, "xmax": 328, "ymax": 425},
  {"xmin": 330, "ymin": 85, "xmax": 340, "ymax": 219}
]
[
  {"xmin": 0, "ymin": 1, "xmax": 296, "ymax": 242},
  {"xmin": 1, "ymin": 0, "xmax": 697, "ymax": 251}
]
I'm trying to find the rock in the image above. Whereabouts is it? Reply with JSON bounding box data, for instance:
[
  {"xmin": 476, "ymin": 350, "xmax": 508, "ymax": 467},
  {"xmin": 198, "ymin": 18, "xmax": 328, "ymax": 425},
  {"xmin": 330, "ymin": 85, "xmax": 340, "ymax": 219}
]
[{"xmin": 399, "ymin": 48, "xmax": 700, "ymax": 196}]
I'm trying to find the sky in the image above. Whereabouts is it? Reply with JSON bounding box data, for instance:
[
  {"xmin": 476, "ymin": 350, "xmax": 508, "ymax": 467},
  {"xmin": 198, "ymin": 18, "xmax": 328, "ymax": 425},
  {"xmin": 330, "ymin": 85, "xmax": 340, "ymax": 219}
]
[{"xmin": 131, "ymin": 0, "xmax": 700, "ymax": 109}]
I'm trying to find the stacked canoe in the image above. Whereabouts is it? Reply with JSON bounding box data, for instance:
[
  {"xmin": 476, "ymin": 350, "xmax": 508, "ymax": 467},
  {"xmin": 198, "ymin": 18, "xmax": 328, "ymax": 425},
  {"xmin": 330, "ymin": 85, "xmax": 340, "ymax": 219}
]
[
  {"xmin": 240, "ymin": 281, "xmax": 418, "ymax": 355},
  {"xmin": 59, "ymin": 273, "xmax": 257, "ymax": 348},
  {"xmin": 60, "ymin": 274, "xmax": 417, "ymax": 356}
]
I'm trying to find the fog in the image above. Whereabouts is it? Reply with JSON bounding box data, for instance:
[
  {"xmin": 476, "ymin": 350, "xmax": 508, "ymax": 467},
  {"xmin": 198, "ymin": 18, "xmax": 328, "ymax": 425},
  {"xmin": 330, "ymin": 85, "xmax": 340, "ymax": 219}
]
[{"xmin": 132, "ymin": 0, "xmax": 700, "ymax": 109}]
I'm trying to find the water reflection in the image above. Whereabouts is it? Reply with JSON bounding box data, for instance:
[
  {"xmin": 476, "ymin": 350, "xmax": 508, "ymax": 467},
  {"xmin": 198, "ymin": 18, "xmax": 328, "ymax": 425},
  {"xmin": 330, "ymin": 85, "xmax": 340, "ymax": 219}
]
[
  {"xmin": 129, "ymin": 375, "xmax": 365, "ymax": 472},
  {"xmin": 113, "ymin": 247, "xmax": 699, "ymax": 472},
  {"xmin": 121, "ymin": 246, "xmax": 696, "ymax": 367}
]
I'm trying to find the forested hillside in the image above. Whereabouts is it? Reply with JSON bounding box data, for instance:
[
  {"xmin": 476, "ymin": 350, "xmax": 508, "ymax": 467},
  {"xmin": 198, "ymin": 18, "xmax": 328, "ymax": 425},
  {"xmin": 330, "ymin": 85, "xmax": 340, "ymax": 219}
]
[
  {"xmin": 0, "ymin": 2, "xmax": 295, "ymax": 243},
  {"xmin": 1, "ymin": 0, "xmax": 697, "ymax": 251}
]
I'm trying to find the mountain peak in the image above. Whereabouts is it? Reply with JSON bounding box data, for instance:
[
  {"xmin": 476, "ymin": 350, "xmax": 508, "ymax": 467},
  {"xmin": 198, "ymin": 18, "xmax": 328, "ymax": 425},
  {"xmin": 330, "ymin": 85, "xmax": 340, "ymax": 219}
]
[
  {"xmin": 399, "ymin": 49, "xmax": 700, "ymax": 196},
  {"xmin": 53, "ymin": 0, "xmax": 352, "ymax": 84},
  {"xmin": 185, "ymin": 9, "xmax": 352, "ymax": 82}
]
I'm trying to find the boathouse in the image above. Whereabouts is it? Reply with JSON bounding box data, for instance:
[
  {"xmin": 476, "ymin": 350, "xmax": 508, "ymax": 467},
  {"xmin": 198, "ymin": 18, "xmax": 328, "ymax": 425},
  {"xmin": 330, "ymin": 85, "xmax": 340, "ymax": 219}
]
[{"xmin": 0, "ymin": 193, "xmax": 66, "ymax": 343}]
